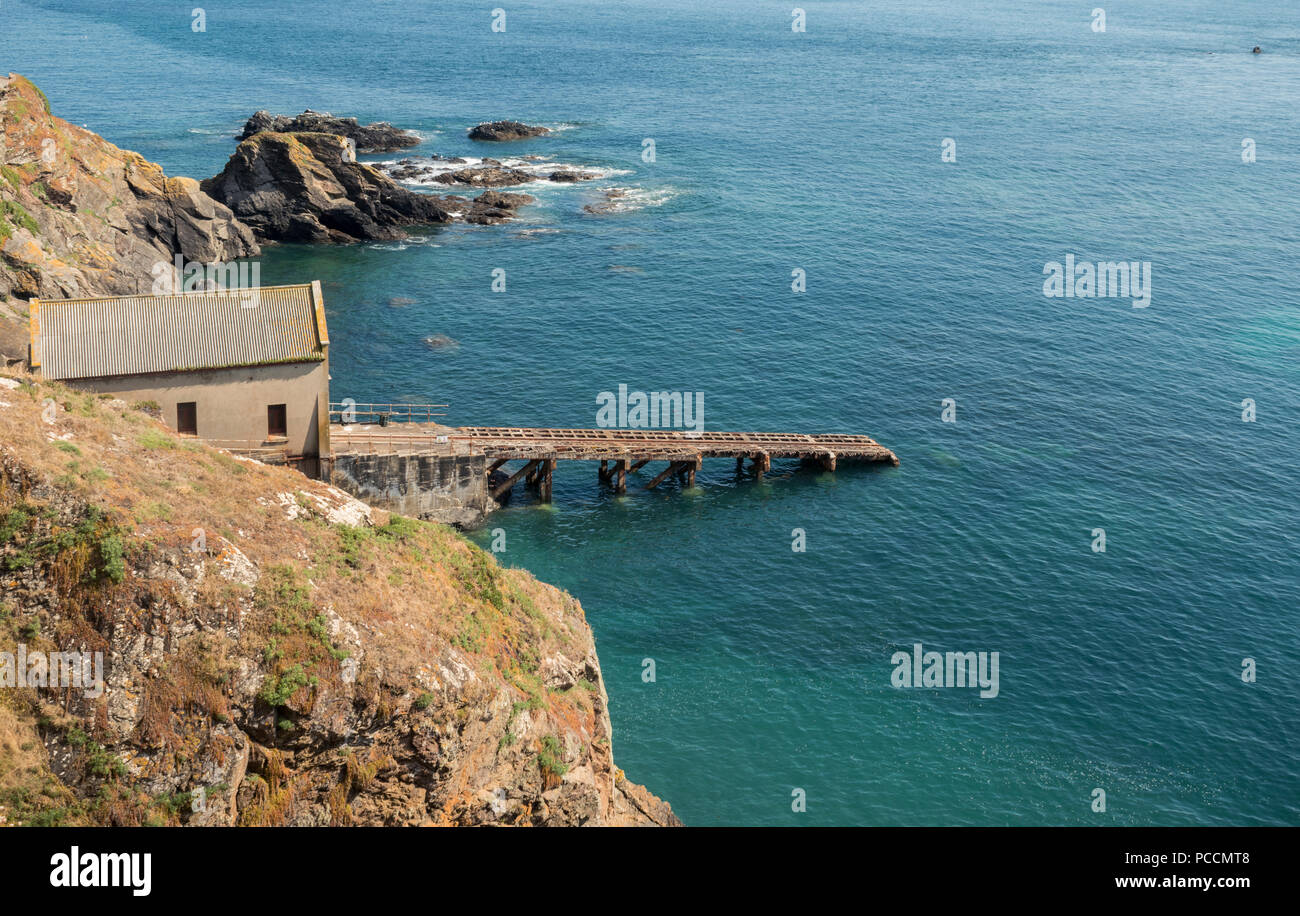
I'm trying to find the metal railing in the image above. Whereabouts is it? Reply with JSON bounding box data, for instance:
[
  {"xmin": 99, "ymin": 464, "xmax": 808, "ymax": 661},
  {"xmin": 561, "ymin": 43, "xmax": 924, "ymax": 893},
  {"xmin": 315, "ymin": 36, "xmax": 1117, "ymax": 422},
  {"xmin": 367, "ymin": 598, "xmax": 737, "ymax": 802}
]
[{"xmin": 329, "ymin": 402, "xmax": 448, "ymax": 426}]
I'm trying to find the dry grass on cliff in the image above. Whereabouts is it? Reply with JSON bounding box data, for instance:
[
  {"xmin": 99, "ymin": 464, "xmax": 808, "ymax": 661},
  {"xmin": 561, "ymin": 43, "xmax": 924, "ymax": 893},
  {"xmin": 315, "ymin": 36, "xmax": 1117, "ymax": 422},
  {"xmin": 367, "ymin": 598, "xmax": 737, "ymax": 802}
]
[
  {"xmin": 0, "ymin": 367, "xmax": 606, "ymax": 825},
  {"xmin": 0, "ymin": 366, "xmax": 595, "ymax": 690}
]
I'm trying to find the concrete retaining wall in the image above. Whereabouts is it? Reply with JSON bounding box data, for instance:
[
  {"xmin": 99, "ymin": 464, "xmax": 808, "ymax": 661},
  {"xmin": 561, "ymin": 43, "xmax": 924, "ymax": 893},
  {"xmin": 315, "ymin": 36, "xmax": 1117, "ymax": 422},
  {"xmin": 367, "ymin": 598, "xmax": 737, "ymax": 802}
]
[{"xmin": 329, "ymin": 452, "xmax": 494, "ymax": 528}]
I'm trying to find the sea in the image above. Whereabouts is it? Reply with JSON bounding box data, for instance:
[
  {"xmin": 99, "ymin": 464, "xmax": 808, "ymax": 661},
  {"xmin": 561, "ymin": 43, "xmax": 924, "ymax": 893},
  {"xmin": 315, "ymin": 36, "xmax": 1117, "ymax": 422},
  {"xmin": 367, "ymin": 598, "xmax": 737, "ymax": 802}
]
[{"xmin": 3, "ymin": 0, "xmax": 1298, "ymax": 825}]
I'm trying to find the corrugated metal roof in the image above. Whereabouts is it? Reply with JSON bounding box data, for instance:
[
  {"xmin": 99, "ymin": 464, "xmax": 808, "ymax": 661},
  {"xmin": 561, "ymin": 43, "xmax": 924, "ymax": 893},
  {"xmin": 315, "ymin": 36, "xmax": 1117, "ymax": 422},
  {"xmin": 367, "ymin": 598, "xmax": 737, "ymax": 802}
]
[{"xmin": 30, "ymin": 283, "xmax": 328, "ymax": 381}]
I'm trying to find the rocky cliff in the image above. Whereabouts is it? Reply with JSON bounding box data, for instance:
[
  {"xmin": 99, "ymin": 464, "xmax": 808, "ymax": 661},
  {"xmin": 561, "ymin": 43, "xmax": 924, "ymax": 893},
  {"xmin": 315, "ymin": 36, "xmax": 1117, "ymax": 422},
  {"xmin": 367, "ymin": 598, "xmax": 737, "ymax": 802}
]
[
  {"xmin": 0, "ymin": 371, "xmax": 678, "ymax": 826},
  {"xmin": 0, "ymin": 73, "xmax": 257, "ymax": 306}
]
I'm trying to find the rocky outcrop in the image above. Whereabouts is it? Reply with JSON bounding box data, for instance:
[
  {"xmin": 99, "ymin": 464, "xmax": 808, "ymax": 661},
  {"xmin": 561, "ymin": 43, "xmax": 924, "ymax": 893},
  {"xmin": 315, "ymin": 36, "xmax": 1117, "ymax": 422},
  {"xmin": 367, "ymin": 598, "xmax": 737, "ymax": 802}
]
[
  {"xmin": 385, "ymin": 155, "xmax": 466, "ymax": 180},
  {"xmin": 379, "ymin": 157, "xmax": 599, "ymax": 192},
  {"xmin": 202, "ymin": 133, "xmax": 538, "ymax": 242},
  {"xmin": 549, "ymin": 169, "xmax": 599, "ymax": 183},
  {"xmin": 201, "ymin": 131, "xmax": 455, "ymax": 243},
  {"xmin": 0, "ymin": 373, "xmax": 679, "ymax": 826},
  {"xmin": 0, "ymin": 73, "xmax": 258, "ymax": 304},
  {"xmin": 432, "ymin": 164, "xmax": 535, "ymax": 188},
  {"xmin": 468, "ymin": 121, "xmax": 550, "ymax": 142},
  {"xmin": 462, "ymin": 190, "xmax": 535, "ymax": 225},
  {"xmin": 238, "ymin": 109, "xmax": 420, "ymax": 153}
]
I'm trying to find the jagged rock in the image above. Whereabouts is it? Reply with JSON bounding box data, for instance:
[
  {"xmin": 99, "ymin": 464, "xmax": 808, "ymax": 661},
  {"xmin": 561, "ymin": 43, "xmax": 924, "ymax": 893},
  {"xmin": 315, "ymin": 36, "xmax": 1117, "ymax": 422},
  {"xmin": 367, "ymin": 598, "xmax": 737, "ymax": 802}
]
[
  {"xmin": 468, "ymin": 120, "xmax": 550, "ymax": 141},
  {"xmin": 475, "ymin": 190, "xmax": 533, "ymax": 210},
  {"xmin": 238, "ymin": 109, "xmax": 420, "ymax": 153},
  {"xmin": 0, "ymin": 73, "xmax": 258, "ymax": 302},
  {"xmin": 463, "ymin": 189, "xmax": 534, "ymax": 225},
  {"xmin": 431, "ymin": 165, "xmax": 534, "ymax": 188},
  {"xmin": 548, "ymin": 170, "xmax": 599, "ymax": 183},
  {"xmin": 386, "ymin": 163, "xmax": 430, "ymax": 181},
  {"xmin": 201, "ymin": 131, "xmax": 453, "ymax": 243}
]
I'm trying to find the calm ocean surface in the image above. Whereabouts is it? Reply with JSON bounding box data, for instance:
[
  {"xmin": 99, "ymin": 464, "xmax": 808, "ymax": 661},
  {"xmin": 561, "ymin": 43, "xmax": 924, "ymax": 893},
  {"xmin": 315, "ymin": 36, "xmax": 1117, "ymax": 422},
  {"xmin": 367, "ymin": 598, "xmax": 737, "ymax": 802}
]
[{"xmin": 5, "ymin": 0, "xmax": 1298, "ymax": 825}]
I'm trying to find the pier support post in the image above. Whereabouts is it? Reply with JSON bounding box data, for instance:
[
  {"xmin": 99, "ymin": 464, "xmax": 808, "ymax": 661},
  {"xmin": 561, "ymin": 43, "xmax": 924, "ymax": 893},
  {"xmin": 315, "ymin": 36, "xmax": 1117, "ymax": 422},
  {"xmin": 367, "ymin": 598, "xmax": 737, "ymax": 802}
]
[
  {"xmin": 539, "ymin": 458, "xmax": 555, "ymax": 502},
  {"xmin": 750, "ymin": 452, "xmax": 770, "ymax": 480},
  {"xmin": 598, "ymin": 460, "xmax": 610, "ymax": 482},
  {"xmin": 614, "ymin": 459, "xmax": 628, "ymax": 494},
  {"xmin": 685, "ymin": 455, "xmax": 701, "ymax": 488}
]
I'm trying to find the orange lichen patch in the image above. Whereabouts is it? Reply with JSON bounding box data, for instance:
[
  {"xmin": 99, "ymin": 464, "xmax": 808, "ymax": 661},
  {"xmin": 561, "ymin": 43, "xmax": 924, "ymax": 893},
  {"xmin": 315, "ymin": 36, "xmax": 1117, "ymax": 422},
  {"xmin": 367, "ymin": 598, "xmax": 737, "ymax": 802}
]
[{"xmin": 547, "ymin": 692, "xmax": 593, "ymax": 743}]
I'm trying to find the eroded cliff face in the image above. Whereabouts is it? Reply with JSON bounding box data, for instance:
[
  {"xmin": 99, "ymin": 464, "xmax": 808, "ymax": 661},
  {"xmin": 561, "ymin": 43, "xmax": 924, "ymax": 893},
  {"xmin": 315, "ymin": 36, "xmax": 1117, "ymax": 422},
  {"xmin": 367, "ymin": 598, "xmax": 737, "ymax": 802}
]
[
  {"xmin": 0, "ymin": 373, "xmax": 677, "ymax": 826},
  {"xmin": 0, "ymin": 73, "xmax": 257, "ymax": 306}
]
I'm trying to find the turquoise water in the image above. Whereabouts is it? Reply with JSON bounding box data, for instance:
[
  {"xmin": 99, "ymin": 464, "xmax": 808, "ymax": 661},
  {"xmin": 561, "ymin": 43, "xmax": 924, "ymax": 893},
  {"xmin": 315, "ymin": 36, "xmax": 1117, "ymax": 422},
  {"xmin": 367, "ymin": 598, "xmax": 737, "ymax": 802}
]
[{"xmin": 5, "ymin": 0, "xmax": 1299, "ymax": 825}]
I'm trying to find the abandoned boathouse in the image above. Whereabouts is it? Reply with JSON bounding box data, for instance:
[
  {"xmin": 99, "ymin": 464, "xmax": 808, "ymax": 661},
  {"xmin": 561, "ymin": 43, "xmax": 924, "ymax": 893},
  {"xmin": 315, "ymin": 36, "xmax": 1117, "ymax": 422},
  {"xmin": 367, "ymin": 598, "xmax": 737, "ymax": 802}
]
[{"xmin": 28, "ymin": 282, "xmax": 331, "ymax": 477}]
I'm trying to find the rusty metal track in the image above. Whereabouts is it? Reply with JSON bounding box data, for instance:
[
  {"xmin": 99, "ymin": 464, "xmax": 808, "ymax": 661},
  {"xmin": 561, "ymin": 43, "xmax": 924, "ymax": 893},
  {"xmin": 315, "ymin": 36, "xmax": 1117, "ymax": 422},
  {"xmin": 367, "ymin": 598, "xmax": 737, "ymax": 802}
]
[
  {"xmin": 449, "ymin": 427, "xmax": 896, "ymax": 463},
  {"xmin": 332, "ymin": 426, "xmax": 898, "ymax": 465}
]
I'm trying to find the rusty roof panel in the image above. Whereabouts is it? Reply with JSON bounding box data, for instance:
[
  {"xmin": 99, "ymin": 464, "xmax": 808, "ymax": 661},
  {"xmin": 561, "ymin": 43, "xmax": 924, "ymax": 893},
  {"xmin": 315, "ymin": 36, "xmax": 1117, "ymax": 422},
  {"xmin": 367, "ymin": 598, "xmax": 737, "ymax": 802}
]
[{"xmin": 31, "ymin": 284, "xmax": 327, "ymax": 381}]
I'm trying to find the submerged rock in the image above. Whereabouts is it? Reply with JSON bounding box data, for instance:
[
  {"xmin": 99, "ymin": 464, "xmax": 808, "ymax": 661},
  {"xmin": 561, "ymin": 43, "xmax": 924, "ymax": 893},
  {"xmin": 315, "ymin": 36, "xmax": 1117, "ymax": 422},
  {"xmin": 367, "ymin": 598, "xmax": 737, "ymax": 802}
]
[
  {"xmin": 468, "ymin": 120, "xmax": 550, "ymax": 141},
  {"xmin": 238, "ymin": 109, "xmax": 420, "ymax": 152},
  {"xmin": 583, "ymin": 187, "xmax": 630, "ymax": 215}
]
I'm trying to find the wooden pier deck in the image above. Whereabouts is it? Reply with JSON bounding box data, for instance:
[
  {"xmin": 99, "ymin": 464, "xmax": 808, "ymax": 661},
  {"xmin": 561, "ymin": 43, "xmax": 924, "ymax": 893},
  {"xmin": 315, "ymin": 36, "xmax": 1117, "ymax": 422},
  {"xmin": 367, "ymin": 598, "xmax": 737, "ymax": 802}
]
[{"xmin": 330, "ymin": 425, "xmax": 897, "ymax": 501}]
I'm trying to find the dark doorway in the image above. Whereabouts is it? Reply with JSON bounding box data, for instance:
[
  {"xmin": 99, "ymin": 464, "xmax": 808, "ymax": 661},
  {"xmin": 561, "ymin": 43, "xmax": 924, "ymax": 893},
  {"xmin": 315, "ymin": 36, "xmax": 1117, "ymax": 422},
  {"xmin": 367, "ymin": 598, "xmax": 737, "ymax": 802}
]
[
  {"xmin": 268, "ymin": 404, "xmax": 287, "ymax": 439},
  {"xmin": 176, "ymin": 401, "xmax": 197, "ymax": 436}
]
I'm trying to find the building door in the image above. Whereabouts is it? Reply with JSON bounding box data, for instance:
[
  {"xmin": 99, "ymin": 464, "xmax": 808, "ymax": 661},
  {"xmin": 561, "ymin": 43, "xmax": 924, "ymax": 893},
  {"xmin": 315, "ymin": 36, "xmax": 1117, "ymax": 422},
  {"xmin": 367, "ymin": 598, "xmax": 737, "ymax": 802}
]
[
  {"xmin": 177, "ymin": 402, "xmax": 197, "ymax": 436},
  {"xmin": 268, "ymin": 404, "xmax": 287, "ymax": 439}
]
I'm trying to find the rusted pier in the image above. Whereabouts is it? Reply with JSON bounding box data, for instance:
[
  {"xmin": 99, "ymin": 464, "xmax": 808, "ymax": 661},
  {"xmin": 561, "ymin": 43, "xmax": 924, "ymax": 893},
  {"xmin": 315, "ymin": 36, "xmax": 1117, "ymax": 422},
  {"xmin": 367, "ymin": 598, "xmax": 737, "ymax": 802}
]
[{"xmin": 330, "ymin": 425, "xmax": 897, "ymax": 504}]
